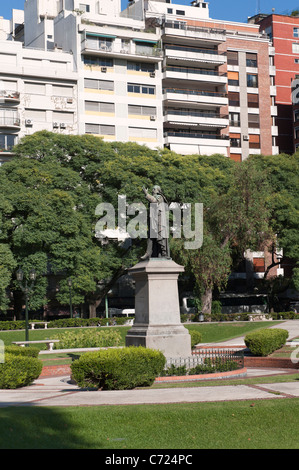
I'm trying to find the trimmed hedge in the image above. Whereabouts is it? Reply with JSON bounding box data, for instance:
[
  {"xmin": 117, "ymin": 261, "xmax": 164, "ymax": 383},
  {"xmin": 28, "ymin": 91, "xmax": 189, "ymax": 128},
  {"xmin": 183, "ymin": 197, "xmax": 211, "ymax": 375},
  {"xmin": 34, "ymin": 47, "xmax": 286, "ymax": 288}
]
[
  {"xmin": 189, "ymin": 330, "xmax": 202, "ymax": 348},
  {"xmin": 0, "ymin": 316, "xmax": 133, "ymax": 331},
  {"xmin": 0, "ymin": 352, "xmax": 42, "ymax": 389},
  {"xmin": 4, "ymin": 345, "xmax": 39, "ymax": 358},
  {"xmin": 52, "ymin": 328, "xmax": 122, "ymax": 349},
  {"xmin": 71, "ymin": 347, "xmax": 166, "ymax": 390},
  {"xmin": 244, "ymin": 328, "xmax": 289, "ymax": 357}
]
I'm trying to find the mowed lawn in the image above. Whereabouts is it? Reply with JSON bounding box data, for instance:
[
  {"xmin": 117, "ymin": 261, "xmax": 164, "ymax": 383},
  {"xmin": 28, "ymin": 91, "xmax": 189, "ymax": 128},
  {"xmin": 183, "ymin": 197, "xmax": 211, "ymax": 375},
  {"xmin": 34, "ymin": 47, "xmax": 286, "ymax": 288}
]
[
  {"xmin": 0, "ymin": 398, "xmax": 299, "ymax": 449},
  {"xmin": 0, "ymin": 321, "xmax": 284, "ymax": 348}
]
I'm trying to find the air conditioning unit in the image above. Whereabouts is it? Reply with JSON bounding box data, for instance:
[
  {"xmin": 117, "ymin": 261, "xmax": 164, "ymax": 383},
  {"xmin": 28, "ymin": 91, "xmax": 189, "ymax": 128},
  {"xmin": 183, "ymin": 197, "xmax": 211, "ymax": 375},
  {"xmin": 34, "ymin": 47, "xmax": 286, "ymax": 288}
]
[
  {"xmin": 60, "ymin": 123, "xmax": 66, "ymax": 129},
  {"xmin": 150, "ymin": 115, "xmax": 156, "ymax": 121},
  {"xmin": 243, "ymin": 135, "xmax": 249, "ymax": 141},
  {"xmin": 67, "ymin": 98, "xmax": 73, "ymax": 104},
  {"xmin": 150, "ymin": 72, "xmax": 156, "ymax": 78},
  {"xmin": 25, "ymin": 119, "xmax": 33, "ymax": 126},
  {"xmin": 101, "ymin": 66, "xmax": 107, "ymax": 73},
  {"xmin": 53, "ymin": 122, "xmax": 59, "ymax": 128}
]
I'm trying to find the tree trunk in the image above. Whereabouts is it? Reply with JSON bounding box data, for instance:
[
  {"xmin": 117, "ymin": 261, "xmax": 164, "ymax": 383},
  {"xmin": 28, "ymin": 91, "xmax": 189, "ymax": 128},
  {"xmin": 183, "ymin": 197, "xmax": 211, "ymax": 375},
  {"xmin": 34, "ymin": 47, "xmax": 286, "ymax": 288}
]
[{"xmin": 201, "ymin": 288, "xmax": 213, "ymax": 315}]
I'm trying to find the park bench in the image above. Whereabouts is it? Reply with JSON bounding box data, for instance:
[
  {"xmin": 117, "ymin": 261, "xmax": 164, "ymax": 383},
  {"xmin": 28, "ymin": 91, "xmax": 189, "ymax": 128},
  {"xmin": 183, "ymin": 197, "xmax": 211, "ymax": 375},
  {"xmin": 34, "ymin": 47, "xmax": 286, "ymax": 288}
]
[
  {"xmin": 29, "ymin": 322, "xmax": 48, "ymax": 330},
  {"xmin": 12, "ymin": 339, "xmax": 60, "ymax": 351}
]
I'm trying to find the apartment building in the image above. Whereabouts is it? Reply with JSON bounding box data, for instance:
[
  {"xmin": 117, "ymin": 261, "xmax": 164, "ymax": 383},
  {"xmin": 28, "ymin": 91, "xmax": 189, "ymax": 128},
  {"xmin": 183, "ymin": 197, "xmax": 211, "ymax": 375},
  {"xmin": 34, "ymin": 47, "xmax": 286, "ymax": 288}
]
[
  {"xmin": 0, "ymin": 0, "xmax": 278, "ymax": 163},
  {"xmin": 249, "ymin": 13, "xmax": 299, "ymax": 154}
]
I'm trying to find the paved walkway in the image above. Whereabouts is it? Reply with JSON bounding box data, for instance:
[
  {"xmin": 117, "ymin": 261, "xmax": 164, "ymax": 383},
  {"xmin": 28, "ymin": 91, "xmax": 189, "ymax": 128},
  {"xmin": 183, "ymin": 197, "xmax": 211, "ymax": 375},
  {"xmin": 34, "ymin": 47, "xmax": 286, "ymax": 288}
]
[{"xmin": 0, "ymin": 320, "xmax": 298, "ymax": 408}]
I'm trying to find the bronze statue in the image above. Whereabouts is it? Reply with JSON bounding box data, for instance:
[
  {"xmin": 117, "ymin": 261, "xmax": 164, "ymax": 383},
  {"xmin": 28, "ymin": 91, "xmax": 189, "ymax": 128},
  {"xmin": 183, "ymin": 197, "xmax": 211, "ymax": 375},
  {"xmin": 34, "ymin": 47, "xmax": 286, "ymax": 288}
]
[{"xmin": 141, "ymin": 185, "xmax": 170, "ymax": 260}]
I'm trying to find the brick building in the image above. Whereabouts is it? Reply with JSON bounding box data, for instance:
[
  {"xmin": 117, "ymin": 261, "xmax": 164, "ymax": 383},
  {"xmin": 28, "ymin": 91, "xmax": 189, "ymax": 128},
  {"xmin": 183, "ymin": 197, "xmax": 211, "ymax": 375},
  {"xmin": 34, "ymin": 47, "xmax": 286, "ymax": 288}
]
[{"xmin": 249, "ymin": 13, "xmax": 299, "ymax": 154}]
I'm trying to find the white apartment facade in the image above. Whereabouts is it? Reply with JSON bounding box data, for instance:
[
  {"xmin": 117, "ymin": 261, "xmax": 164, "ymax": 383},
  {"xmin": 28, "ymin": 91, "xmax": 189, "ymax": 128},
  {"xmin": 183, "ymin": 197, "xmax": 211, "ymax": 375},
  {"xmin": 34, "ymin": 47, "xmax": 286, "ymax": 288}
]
[{"xmin": 0, "ymin": 0, "xmax": 278, "ymax": 163}]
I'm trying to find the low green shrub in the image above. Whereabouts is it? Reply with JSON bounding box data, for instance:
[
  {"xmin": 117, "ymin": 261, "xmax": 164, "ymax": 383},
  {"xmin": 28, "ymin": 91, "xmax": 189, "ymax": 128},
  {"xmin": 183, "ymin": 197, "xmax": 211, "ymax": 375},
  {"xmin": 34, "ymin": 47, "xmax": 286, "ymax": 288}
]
[
  {"xmin": 4, "ymin": 345, "xmax": 39, "ymax": 358},
  {"xmin": 189, "ymin": 330, "xmax": 202, "ymax": 348},
  {"xmin": 71, "ymin": 347, "xmax": 166, "ymax": 390},
  {"xmin": 245, "ymin": 328, "xmax": 289, "ymax": 356},
  {"xmin": 52, "ymin": 328, "xmax": 122, "ymax": 349},
  {"xmin": 0, "ymin": 320, "xmax": 26, "ymax": 330},
  {"xmin": 0, "ymin": 354, "xmax": 42, "ymax": 389}
]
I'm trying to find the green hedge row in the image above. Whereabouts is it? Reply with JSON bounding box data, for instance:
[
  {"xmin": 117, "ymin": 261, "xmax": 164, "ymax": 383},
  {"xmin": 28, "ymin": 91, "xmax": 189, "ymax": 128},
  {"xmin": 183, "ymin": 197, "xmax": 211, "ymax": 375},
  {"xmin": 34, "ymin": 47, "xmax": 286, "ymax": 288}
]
[
  {"xmin": 0, "ymin": 346, "xmax": 42, "ymax": 389},
  {"xmin": 244, "ymin": 328, "xmax": 289, "ymax": 356},
  {"xmin": 52, "ymin": 328, "xmax": 122, "ymax": 349},
  {"xmin": 71, "ymin": 347, "xmax": 166, "ymax": 390},
  {"xmin": 0, "ymin": 316, "xmax": 133, "ymax": 331}
]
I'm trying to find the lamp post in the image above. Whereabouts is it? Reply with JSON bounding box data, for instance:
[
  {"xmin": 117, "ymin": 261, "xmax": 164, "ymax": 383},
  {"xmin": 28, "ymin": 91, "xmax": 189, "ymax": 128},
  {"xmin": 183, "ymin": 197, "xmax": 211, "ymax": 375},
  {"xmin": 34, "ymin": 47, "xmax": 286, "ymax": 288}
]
[
  {"xmin": 68, "ymin": 277, "xmax": 73, "ymax": 319},
  {"xmin": 16, "ymin": 268, "xmax": 36, "ymax": 344}
]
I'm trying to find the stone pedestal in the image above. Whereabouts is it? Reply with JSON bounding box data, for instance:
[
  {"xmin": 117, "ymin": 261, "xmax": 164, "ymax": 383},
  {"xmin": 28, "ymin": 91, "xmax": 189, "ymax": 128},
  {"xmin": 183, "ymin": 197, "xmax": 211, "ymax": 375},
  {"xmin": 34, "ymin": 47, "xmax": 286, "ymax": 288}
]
[{"xmin": 125, "ymin": 258, "xmax": 191, "ymax": 358}]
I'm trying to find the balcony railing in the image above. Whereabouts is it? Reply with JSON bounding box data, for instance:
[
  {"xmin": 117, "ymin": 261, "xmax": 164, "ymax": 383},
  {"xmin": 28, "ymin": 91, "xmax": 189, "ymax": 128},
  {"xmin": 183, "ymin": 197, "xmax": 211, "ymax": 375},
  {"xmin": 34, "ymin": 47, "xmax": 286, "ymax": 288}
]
[
  {"xmin": 164, "ymin": 131, "xmax": 229, "ymax": 140},
  {"xmin": 163, "ymin": 88, "xmax": 227, "ymax": 98},
  {"xmin": 82, "ymin": 39, "xmax": 163, "ymax": 58},
  {"xmin": 164, "ymin": 65, "xmax": 227, "ymax": 77},
  {"xmin": 164, "ymin": 109, "xmax": 228, "ymax": 119},
  {"xmin": 0, "ymin": 90, "xmax": 20, "ymax": 101},
  {"xmin": 163, "ymin": 21, "xmax": 226, "ymax": 37},
  {"xmin": 165, "ymin": 44, "xmax": 226, "ymax": 56},
  {"xmin": 0, "ymin": 117, "xmax": 21, "ymax": 128}
]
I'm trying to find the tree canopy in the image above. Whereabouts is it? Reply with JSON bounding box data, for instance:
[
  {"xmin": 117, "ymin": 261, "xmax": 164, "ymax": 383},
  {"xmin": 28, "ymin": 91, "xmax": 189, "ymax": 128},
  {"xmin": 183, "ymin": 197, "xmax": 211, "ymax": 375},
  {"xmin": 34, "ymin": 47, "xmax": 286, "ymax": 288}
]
[{"xmin": 0, "ymin": 131, "xmax": 297, "ymax": 316}]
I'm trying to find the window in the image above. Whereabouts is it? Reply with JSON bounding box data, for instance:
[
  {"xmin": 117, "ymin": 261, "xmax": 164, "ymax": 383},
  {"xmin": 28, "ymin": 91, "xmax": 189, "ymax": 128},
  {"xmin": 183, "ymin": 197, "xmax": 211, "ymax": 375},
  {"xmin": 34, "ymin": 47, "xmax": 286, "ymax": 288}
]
[
  {"xmin": 176, "ymin": 10, "xmax": 185, "ymax": 15},
  {"xmin": 229, "ymin": 112, "xmax": 240, "ymax": 127},
  {"xmin": 24, "ymin": 82, "xmax": 46, "ymax": 95},
  {"xmin": 53, "ymin": 111, "xmax": 74, "ymax": 123},
  {"xmin": 294, "ymin": 109, "xmax": 299, "ymax": 122},
  {"xmin": 228, "ymin": 71, "xmax": 239, "ymax": 86},
  {"xmin": 248, "ymin": 93, "xmax": 259, "ymax": 108},
  {"xmin": 79, "ymin": 4, "xmax": 90, "ymax": 12},
  {"xmin": 85, "ymin": 101, "xmax": 115, "ymax": 113},
  {"xmin": 135, "ymin": 42, "xmax": 155, "ymax": 56},
  {"xmin": 127, "ymin": 83, "xmax": 155, "ymax": 95},
  {"xmin": 128, "ymin": 105, "xmax": 156, "ymax": 117},
  {"xmin": 129, "ymin": 127, "xmax": 157, "ymax": 140},
  {"xmin": 248, "ymin": 114, "xmax": 260, "ymax": 128},
  {"xmin": 227, "ymin": 51, "xmax": 238, "ymax": 66},
  {"xmin": 294, "ymin": 28, "xmax": 299, "ymax": 38},
  {"xmin": 0, "ymin": 134, "xmax": 17, "ymax": 151},
  {"xmin": 247, "ymin": 74, "xmax": 258, "ymax": 88},
  {"xmin": 83, "ymin": 55, "xmax": 113, "ymax": 67},
  {"xmin": 52, "ymin": 85, "xmax": 73, "ymax": 97},
  {"xmin": 127, "ymin": 61, "xmax": 155, "ymax": 73},
  {"xmin": 246, "ymin": 53, "xmax": 257, "ymax": 67},
  {"xmin": 292, "ymin": 43, "xmax": 299, "ymax": 54},
  {"xmin": 167, "ymin": 8, "xmax": 173, "ymax": 13},
  {"xmin": 85, "ymin": 123, "xmax": 115, "ymax": 135},
  {"xmin": 25, "ymin": 109, "xmax": 46, "ymax": 122},
  {"xmin": 295, "ymin": 58, "xmax": 299, "ymax": 64},
  {"xmin": 249, "ymin": 134, "xmax": 260, "ymax": 149},
  {"xmin": 230, "ymin": 133, "xmax": 241, "ymax": 147},
  {"xmin": 84, "ymin": 78, "xmax": 114, "ymax": 91},
  {"xmin": 228, "ymin": 92, "xmax": 240, "ymax": 107}
]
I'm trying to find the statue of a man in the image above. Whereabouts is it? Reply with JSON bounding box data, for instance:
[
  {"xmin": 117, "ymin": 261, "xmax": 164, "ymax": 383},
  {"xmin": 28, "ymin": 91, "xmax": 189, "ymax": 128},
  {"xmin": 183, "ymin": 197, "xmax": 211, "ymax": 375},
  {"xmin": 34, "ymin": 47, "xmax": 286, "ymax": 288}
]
[{"xmin": 140, "ymin": 185, "xmax": 170, "ymax": 260}]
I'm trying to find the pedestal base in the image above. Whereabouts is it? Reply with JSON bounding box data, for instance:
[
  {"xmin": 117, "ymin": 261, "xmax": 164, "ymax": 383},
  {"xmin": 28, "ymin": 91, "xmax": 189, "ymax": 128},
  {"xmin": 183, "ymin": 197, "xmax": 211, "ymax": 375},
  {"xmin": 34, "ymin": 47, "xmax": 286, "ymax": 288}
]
[{"xmin": 125, "ymin": 258, "xmax": 191, "ymax": 358}]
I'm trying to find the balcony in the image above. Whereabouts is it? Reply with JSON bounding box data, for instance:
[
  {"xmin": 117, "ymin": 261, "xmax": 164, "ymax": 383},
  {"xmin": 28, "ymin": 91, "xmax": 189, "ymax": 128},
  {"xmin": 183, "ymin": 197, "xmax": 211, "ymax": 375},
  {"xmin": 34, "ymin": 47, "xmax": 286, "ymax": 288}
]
[
  {"xmin": 0, "ymin": 134, "xmax": 17, "ymax": 155},
  {"xmin": 163, "ymin": 88, "xmax": 228, "ymax": 107},
  {"xmin": 165, "ymin": 45, "xmax": 227, "ymax": 66},
  {"xmin": 162, "ymin": 21, "xmax": 226, "ymax": 44},
  {"xmin": 163, "ymin": 65, "xmax": 227, "ymax": 85},
  {"xmin": 164, "ymin": 109, "xmax": 229, "ymax": 128},
  {"xmin": 81, "ymin": 38, "xmax": 163, "ymax": 62},
  {"xmin": 164, "ymin": 130, "xmax": 230, "ymax": 147},
  {"xmin": 0, "ymin": 90, "xmax": 20, "ymax": 104},
  {"xmin": 0, "ymin": 116, "xmax": 21, "ymax": 129}
]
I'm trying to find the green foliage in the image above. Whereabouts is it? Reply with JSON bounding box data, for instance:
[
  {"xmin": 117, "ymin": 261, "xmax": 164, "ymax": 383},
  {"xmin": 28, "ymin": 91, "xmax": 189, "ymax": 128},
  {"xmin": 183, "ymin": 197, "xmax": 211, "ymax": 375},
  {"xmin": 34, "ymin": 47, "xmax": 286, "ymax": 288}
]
[
  {"xmin": 4, "ymin": 345, "xmax": 39, "ymax": 358},
  {"xmin": 52, "ymin": 328, "xmax": 122, "ymax": 349},
  {"xmin": 189, "ymin": 330, "xmax": 202, "ymax": 348},
  {"xmin": 245, "ymin": 328, "xmax": 289, "ymax": 356},
  {"xmin": 0, "ymin": 354, "xmax": 42, "ymax": 389},
  {"xmin": 71, "ymin": 346, "xmax": 166, "ymax": 390}
]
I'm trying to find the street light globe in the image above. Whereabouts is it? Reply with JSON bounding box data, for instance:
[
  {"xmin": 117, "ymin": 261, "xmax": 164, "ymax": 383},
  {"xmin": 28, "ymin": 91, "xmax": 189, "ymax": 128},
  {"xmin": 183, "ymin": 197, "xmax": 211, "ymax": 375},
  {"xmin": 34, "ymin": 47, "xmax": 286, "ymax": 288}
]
[
  {"xmin": 29, "ymin": 269, "xmax": 36, "ymax": 281},
  {"xmin": 16, "ymin": 268, "xmax": 24, "ymax": 282}
]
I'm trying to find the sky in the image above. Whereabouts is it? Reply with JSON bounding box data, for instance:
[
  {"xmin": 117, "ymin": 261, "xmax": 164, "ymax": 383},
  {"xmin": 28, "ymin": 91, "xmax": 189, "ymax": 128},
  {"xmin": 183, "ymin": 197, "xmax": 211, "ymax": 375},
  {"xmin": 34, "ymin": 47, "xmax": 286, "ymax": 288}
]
[{"xmin": 0, "ymin": 0, "xmax": 298, "ymax": 24}]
